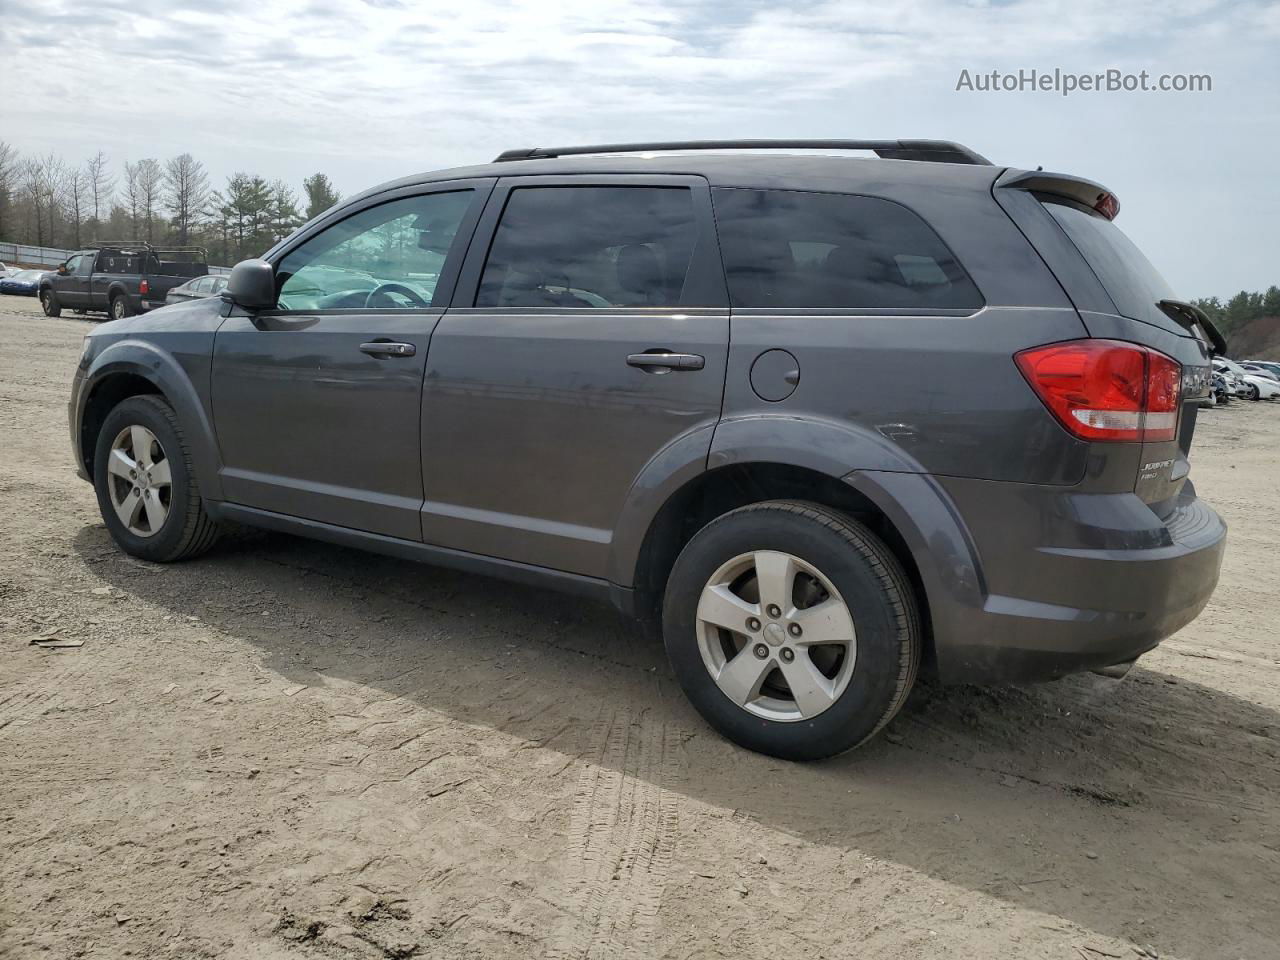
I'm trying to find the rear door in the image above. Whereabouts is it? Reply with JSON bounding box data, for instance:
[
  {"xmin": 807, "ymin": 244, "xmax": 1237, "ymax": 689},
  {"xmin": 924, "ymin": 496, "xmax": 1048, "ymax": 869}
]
[
  {"xmin": 419, "ymin": 175, "xmax": 729, "ymax": 577},
  {"xmin": 211, "ymin": 180, "xmax": 492, "ymax": 539}
]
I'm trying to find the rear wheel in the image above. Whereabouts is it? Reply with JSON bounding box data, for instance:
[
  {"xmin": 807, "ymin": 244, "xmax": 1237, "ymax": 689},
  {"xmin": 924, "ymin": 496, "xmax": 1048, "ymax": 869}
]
[
  {"xmin": 40, "ymin": 289, "xmax": 61, "ymax": 317},
  {"xmin": 109, "ymin": 294, "xmax": 133, "ymax": 321},
  {"xmin": 93, "ymin": 395, "xmax": 220, "ymax": 562},
  {"xmin": 662, "ymin": 500, "xmax": 920, "ymax": 760}
]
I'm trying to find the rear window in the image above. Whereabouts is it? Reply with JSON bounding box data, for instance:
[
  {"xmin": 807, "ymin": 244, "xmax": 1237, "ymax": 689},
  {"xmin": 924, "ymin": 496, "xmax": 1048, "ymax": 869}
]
[
  {"xmin": 1043, "ymin": 200, "xmax": 1176, "ymax": 321},
  {"xmin": 712, "ymin": 188, "xmax": 983, "ymax": 310}
]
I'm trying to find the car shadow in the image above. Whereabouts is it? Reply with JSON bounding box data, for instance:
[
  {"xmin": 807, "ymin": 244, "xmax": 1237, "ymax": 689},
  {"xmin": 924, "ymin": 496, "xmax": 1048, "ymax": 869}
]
[{"xmin": 73, "ymin": 524, "xmax": 1280, "ymax": 958}]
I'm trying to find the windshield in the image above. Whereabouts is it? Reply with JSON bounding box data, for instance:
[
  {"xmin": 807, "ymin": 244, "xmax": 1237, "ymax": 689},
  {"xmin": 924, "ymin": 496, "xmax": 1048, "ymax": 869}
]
[{"xmin": 13, "ymin": 270, "xmax": 42, "ymax": 281}]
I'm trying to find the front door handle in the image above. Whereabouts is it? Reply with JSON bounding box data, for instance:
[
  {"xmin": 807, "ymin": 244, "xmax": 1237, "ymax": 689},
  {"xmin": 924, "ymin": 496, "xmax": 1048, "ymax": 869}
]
[
  {"xmin": 627, "ymin": 351, "xmax": 705, "ymax": 372},
  {"xmin": 360, "ymin": 341, "xmax": 416, "ymax": 358}
]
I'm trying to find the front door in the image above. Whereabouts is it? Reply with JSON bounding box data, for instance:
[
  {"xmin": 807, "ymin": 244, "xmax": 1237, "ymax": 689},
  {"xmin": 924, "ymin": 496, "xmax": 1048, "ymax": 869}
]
[
  {"xmin": 211, "ymin": 181, "xmax": 492, "ymax": 540},
  {"xmin": 419, "ymin": 176, "xmax": 730, "ymax": 577}
]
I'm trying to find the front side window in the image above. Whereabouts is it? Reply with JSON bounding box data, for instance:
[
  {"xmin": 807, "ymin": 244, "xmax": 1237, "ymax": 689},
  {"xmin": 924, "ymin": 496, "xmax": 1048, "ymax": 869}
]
[
  {"xmin": 476, "ymin": 186, "xmax": 698, "ymax": 308},
  {"xmin": 276, "ymin": 190, "xmax": 474, "ymax": 310},
  {"xmin": 712, "ymin": 188, "xmax": 983, "ymax": 310}
]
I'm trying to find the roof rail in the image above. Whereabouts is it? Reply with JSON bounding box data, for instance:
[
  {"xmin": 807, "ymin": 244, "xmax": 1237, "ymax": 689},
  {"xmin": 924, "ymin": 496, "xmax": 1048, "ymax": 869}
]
[{"xmin": 493, "ymin": 139, "xmax": 992, "ymax": 165}]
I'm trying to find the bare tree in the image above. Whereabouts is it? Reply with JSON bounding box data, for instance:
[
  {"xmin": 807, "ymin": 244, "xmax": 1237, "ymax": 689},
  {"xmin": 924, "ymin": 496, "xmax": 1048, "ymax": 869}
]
[
  {"xmin": 63, "ymin": 166, "xmax": 89, "ymax": 247},
  {"xmin": 163, "ymin": 153, "xmax": 209, "ymax": 246},
  {"xmin": 86, "ymin": 150, "xmax": 115, "ymax": 225},
  {"xmin": 0, "ymin": 141, "xmax": 18, "ymax": 242},
  {"xmin": 122, "ymin": 160, "xmax": 142, "ymax": 237},
  {"xmin": 20, "ymin": 153, "xmax": 65, "ymax": 247},
  {"xmin": 135, "ymin": 158, "xmax": 164, "ymax": 243}
]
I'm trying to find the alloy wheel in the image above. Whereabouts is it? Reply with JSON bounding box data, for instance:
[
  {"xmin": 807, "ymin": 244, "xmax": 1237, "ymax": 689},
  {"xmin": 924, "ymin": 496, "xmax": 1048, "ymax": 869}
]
[
  {"xmin": 695, "ymin": 550, "xmax": 857, "ymax": 722},
  {"xmin": 106, "ymin": 424, "xmax": 173, "ymax": 537}
]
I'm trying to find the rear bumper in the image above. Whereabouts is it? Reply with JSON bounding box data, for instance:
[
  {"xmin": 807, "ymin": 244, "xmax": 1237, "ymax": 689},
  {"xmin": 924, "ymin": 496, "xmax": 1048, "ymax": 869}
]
[
  {"xmin": 941, "ymin": 476, "xmax": 1225, "ymax": 682},
  {"xmin": 847, "ymin": 471, "xmax": 1225, "ymax": 684}
]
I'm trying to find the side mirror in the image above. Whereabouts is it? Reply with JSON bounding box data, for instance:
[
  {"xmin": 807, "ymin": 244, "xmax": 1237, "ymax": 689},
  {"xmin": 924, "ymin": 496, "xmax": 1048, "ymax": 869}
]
[{"xmin": 225, "ymin": 259, "xmax": 276, "ymax": 311}]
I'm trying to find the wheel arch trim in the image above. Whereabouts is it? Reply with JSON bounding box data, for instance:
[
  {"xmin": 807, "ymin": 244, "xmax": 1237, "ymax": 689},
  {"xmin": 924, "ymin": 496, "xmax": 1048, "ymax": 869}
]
[{"xmin": 79, "ymin": 342, "xmax": 223, "ymax": 500}]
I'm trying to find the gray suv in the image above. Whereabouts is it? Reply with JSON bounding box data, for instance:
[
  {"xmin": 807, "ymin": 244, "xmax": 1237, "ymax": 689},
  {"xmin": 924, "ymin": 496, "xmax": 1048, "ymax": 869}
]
[{"xmin": 68, "ymin": 139, "xmax": 1227, "ymax": 760}]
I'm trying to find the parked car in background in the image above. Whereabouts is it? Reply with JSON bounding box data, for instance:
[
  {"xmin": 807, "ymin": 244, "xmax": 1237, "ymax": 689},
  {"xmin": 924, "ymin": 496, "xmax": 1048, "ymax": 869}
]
[
  {"xmin": 69, "ymin": 138, "xmax": 1228, "ymax": 760},
  {"xmin": 1200, "ymin": 373, "xmax": 1230, "ymax": 408},
  {"xmin": 165, "ymin": 274, "xmax": 228, "ymax": 305},
  {"xmin": 1240, "ymin": 362, "xmax": 1280, "ymax": 382},
  {"xmin": 1215, "ymin": 357, "xmax": 1280, "ymax": 400},
  {"xmin": 1244, "ymin": 360, "xmax": 1280, "ymax": 379},
  {"xmin": 39, "ymin": 242, "xmax": 210, "ymax": 320},
  {"xmin": 0, "ymin": 269, "xmax": 47, "ymax": 296},
  {"xmin": 0, "ymin": 261, "xmax": 12, "ymax": 277}
]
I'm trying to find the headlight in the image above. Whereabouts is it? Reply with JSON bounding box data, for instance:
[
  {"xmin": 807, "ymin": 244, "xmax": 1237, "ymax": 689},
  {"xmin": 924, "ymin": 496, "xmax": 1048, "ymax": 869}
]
[{"xmin": 78, "ymin": 336, "xmax": 93, "ymax": 369}]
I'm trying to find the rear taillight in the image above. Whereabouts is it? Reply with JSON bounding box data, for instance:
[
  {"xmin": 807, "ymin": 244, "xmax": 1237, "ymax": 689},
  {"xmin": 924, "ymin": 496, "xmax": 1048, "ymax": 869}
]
[
  {"xmin": 139, "ymin": 279, "xmax": 149, "ymax": 296},
  {"xmin": 1015, "ymin": 339, "xmax": 1181, "ymax": 443}
]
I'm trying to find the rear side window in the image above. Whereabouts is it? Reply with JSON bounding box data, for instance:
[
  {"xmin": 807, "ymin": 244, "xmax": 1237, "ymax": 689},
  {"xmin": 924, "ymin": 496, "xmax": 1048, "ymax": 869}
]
[
  {"xmin": 1043, "ymin": 200, "xmax": 1176, "ymax": 321},
  {"xmin": 712, "ymin": 188, "xmax": 983, "ymax": 310},
  {"xmin": 476, "ymin": 187, "xmax": 698, "ymax": 308}
]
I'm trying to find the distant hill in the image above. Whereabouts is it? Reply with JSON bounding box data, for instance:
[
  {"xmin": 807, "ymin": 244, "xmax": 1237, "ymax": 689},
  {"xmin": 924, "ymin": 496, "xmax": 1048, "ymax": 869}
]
[
  {"xmin": 1224, "ymin": 315, "xmax": 1280, "ymax": 361},
  {"xmin": 1193, "ymin": 287, "xmax": 1280, "ymax": 361}
]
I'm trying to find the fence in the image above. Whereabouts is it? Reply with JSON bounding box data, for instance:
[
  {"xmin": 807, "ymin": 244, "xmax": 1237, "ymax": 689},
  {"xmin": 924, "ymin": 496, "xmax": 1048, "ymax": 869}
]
[{"xmin": 0, "ymin": 241, "xmax": 231, "ymax": 274}]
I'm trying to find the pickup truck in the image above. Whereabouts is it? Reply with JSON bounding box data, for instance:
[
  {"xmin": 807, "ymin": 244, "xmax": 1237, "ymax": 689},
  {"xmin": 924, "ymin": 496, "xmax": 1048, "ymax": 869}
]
[{"xmin": 39, "ymin": 243, "xmax": 209, "ymax": 320}]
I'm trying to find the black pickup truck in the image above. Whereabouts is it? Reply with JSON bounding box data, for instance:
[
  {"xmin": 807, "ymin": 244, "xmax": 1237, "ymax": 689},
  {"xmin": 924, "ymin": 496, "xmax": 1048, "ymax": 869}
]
[{"xmin": 39, "ymin": 243, "xmax": 209, "ymax": 320}]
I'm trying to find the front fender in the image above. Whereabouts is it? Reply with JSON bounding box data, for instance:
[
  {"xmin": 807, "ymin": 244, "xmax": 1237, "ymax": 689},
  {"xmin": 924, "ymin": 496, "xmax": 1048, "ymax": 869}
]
[{"xmin": 80, "ymin": 340, "xmax": 223, "ymax": 500}]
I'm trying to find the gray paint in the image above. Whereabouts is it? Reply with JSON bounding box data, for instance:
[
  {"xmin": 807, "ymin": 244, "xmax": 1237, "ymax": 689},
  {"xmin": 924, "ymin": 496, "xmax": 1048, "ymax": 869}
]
[{"xmin": 69, "ymin": 150, "xmax": 1226, "ymax": 685}]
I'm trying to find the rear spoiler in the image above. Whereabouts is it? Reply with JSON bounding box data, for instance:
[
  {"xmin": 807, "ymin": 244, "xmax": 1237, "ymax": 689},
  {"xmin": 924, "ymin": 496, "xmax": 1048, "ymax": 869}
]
[
  {"xmin": 1158, "ymin": 299, "xmax": 1228, "ymax": 356},
  {"xmin": 999, "ymin": 170, "xmax": 1120, "ymax": 220}
]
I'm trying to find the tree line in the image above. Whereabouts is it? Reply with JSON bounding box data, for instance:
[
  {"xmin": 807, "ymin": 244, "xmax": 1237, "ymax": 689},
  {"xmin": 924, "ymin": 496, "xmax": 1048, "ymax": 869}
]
[
  {"xmin": 0, "ymin": 141, "xmax": 342, "ymax": 266},
  {"xmin": 1192, "ymin": 287, "xmax": 1280, "ymax": 339}
]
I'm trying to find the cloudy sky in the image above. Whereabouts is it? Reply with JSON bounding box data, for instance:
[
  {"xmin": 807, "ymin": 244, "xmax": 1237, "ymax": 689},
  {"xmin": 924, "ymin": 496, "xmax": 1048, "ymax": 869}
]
[{"xmin": 1, "ymin": 0, "xmax": 1277, "ymax": 296}]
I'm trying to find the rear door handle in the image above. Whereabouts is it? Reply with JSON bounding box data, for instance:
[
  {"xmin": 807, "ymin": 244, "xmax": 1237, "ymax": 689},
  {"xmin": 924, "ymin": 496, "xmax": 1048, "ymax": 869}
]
[
  {"xmin": 627, "ymin": 351, "xmax": 705, "ymax": 372},
  {"xmin": 360, "ymin": 341, "xmax": 416, "ymax": 358}
]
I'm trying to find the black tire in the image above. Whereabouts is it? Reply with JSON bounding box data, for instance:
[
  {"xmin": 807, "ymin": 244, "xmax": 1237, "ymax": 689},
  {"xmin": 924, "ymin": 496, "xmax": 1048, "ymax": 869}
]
[
  {"xmin": 109, "ymin": 294, "xmax": 133, "ymax": 321},
  {"xmin": 1248, "ymin": 384, "xmax": 1260, "ymax": 401},
  {"xmin": 662, "ymin": 500, "xmax": 920, "ymax": 761},
  {"xmin": 93, "ymin": 395, "xmax": 220, "ymax": 562},
  {"xmin": 72, "ymin": 308, "xmax": 87, "ymax": 315},
  {"xmin": 40, "ymin": 288, "xmax": 61, "ymax": 317}
]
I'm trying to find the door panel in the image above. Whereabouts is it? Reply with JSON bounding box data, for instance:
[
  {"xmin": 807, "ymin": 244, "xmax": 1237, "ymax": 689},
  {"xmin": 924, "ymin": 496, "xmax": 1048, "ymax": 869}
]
[
  {"xmin": 419, "ymin": 175, "xmax": 729, "ymax": 577},
  {"xmin": 420, "ymin": 308, "xmax": 728, "ymax": 574},
  {"xmin": 212, "ymin": 312, "xmax": 436, "ymax": 539},
  {"xmin": 210, "ymin": 180, "xmax": 492, "ymax": 539}
]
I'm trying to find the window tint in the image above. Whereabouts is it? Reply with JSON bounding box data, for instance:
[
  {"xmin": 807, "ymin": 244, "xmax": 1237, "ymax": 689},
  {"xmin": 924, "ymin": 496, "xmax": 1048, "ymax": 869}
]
[
  {"xmin": 712, "ymin": 188, "xmax": 982, "ymax": 310},
  {"xmin": 62, "ymin": 255, "xmax": 81, "ymax": 274},
  {"xmin": 276, "ymin": 190, "xmax": 474, "ymax": 310},
  {"xmin": 476, "ymin": 187, "xmax": 697, "ymax": 308},
  {"xmin": 1043, "ymin": 200, "xmax": 1175, "ymax": 323}
]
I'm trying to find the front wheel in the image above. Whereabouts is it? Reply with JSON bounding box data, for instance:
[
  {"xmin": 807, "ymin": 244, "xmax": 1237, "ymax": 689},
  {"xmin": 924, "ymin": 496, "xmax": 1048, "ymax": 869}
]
[
  {"xmin": 40, "ymin": 289, "xmax": 61, "ymax": 317},
  {"xmin": 662, "ymin": 500, "xmax": 921, "ymax": 761},
  {"xmin": 1248, "ymin": 383, "xmax": 1260, "ymax": 401},
  {"xmin": 93, "ymin": 395, "xmax": 220, "ymax": 562}
]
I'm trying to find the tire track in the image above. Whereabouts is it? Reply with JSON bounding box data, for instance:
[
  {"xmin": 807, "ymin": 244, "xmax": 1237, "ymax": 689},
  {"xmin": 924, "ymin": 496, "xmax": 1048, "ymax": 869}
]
[{"xmin": 553, "ymin": 708, "xmax": 682, "ymax": 960}]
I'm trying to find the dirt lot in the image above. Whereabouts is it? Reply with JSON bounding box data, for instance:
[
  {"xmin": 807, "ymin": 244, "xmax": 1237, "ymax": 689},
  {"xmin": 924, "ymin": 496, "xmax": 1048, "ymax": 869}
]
[{"xmin": 1, "ymin": 295, "xmax": 1278, "ymax": 960}]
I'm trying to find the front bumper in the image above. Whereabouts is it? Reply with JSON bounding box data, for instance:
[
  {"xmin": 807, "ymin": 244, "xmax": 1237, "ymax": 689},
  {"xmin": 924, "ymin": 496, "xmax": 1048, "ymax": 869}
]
[{"xmin": 930, "ymin": 476, "xmax": 1225, "ymax": 683}]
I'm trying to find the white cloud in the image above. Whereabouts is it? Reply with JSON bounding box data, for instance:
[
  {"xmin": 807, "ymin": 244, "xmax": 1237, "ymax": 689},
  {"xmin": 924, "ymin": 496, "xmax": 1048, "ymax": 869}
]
[{"xmin": 0, "ymin": 0, "xmax": 1277, "ymax": 293}]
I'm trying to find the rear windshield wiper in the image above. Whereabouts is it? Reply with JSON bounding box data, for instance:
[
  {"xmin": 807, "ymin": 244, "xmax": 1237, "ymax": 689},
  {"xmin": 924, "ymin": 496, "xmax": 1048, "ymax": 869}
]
[{"xmin": 1158, "ymin": 299, "xmax": 1228, "ymax": 356}]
